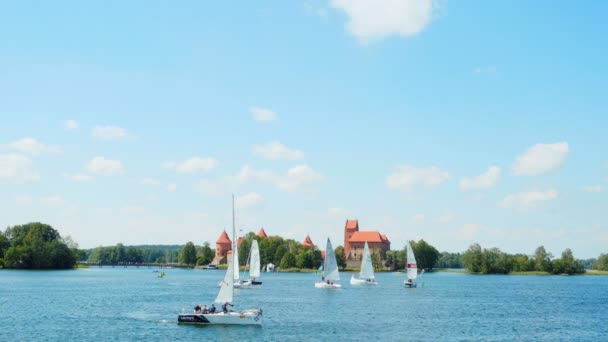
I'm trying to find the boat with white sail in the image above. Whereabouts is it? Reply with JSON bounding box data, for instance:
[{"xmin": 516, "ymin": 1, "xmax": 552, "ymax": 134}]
[
  {"xmin": 178, "ymin": 195, "xmax": 262, "ymax": 326},
  {"xmin": 350, "ymin": 241, "xmax": 377, "ymax": 286},
  {"xmin": 404, "ymin": 241, "xmax": 418, "ymax": 288},
  {"xmin": 238, "ymin": 240, "xmax": 262, "ymax": 287},
  {"xmin": 315, "ymin": 238, "xmax": 341, "ymax": 289}
]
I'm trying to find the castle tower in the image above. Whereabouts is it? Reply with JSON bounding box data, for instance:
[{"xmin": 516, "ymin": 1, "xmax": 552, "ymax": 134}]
[
  {"xmin": 302, "ymin": 235, "xmax": 314, "ymax": 248},
  {"xmin": 213, "ymin": 230, "xmax": 232, "ymax": 264},
  {"xmin": 257, "ymin": 227, "xmax": 268, "ymax": 238},
  {"xmin": 344, "ymin": 219, "xmax": 359, "ymax": 259}
]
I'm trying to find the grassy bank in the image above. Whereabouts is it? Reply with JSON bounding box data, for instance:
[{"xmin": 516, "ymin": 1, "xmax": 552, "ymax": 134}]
[{"xmin": 584, "ymin": 270, "xmax": 608, "ymax": 276}]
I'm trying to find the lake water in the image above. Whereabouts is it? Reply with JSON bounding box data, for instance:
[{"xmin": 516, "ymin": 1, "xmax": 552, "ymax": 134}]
[{"xmin": 2, "ymin": 268, "xmax": 607, "ymax": 341}]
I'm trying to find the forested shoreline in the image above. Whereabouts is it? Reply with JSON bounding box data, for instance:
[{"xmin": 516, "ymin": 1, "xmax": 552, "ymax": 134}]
[{"xmin": 2, "ymin": 222, "xmax": 607, "ymax": 274}]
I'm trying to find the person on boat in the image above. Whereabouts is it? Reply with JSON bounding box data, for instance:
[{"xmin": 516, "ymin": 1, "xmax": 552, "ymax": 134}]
[
  {"xmin": 326, "ymin": 280, "xmax": 330, "ymax": 284},
  {"xmin": 202, "ymin": 305, "xmax": 208, "ymax": 314},
  {"xmin": 194, "ymin": 304, "xmax": 201, "ymax": 314},
  {"xmin": 222, "ymin": 302, "xmax": 233, "ymax": 313},
  {"xmin": 209, "ymin": 304, "xmax": 216, "ymax": 313}
]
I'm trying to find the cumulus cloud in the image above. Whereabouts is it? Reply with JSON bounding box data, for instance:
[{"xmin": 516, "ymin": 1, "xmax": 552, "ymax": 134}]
[
  {"xmin": 86, "ymin": 156, "xmax": 124, "ymax": 176},
  {"xmin": 235, "ymin": 192, "xmax": 263, "ymax": 209},
  {"xmin": 459, "ymin": 224, "xmax": 480, "ymax": 240},
  {"xmin": 141, "ymin": 178, "xmax": 161, "ymax": 186},
  {"xmin": 330, "ymin": 0, "xmax": 437, "ymax": 42},
  {"xmin": 459, "ymin": 166, "xmax": 501, "ymax": 191},
  {"xmin": 64, "ymin": 173, "xmax": 93, "ymax": 182},
  {"xmin": 166, "ymin": 183, "xmax": 177, "ymax": 191},
  {"xmin": 162, "ymin": 157, "xmax": 218, "ymax": 173},
  {"xmin": 435, "ymin": 213, "xmax": 455, "ymax": 223},
  {"xmin": 0, "ymin": 153, "xmax": 39, "ymax": 182},
  {"xmin": 15, "ymin": 195, "xmax": 33, "ymax": 205},
  {"xmin": 250, "ymin": 107, "xmax": 276, "ymax": 122},
  {"xmin": 5, "ymin": 137, "xmax": 62, "ymax": 156},
  {"xmin": 276, "ymin": 165, "xmax": 324, "ymax": 192},
  {"xmin": 252, "ymin": 141, "xmax": 304, "ymax": 160},
  {"xmin": 499, "ymin": 189, "xmax": 558, "ymax": 211},
  {"xmin": 582, "ymin": 185, "xmax": 603, "ymax": 193},
  {"xmin": 474, "ymin": 66, "xmax": 497, "ymax": 75},
  {"xmin": 91, "ymin": 125, "xmax": 128, "ymax": 140},
  {"xmin": 64, "ymin": 120, "xmax": 79, "ymax": 130},
  {"xmin": 512, "ymin": 142, "xmax": 569, "ymax": 176},
  {"xmin": 386, "ymin": 165, "xmax": 450, "ymax": 191}
]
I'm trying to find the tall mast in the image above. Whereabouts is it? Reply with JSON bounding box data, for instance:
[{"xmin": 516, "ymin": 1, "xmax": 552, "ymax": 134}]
[{"xmin": 232, "ymin": 194, "xmax": 236, "ymax": 251}]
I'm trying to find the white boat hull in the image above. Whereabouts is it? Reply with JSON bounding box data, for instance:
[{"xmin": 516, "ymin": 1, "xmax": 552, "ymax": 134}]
[
  {"xmin": 350, "ymin": 275, "xmax": 377, "ymax": 286},
  {"xmin": 404, "ymin": 280, "xmax": 417, "ymax": 288},
  {"xmin": 178, "ymin": 309, "xmax": 262, "ymax": 325},
  {"xmin": 315, "ymin": 281, "xmax": 341, "ymax": 289}
]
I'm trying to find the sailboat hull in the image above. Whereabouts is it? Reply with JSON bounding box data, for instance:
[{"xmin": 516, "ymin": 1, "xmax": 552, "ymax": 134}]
[
  {"xmin": 403, "ymin": 281, "xmax": 417, "ymax": 288},
  {"xmin": 238, "ymin": 279, "xmax": 262, "ymax": 288},
  {"xmin": 314, "ymin": 282, "xmax": 341, "ymax": 288},
  {"xmin": 350, "ymin": 275, "xmax": 377, "ymax": 286},
  {"xmin": 178, "ymin": 310, "xmax": 262, "ymax": 326}
]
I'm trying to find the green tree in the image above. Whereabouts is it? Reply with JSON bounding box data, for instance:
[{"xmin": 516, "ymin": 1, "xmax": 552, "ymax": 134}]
[
  {"xmin": 592, "ymin": 254, "xmax": 608, "ymax": 271},
  {"xmin": 410, "ymin": 239, "xmax": 440, "ymax": 270},
  {"xmin": 179, "ymin": 242, "xmax": 197, "ymax": 265},
  {"xmin": 296, "ymin": 250, "xmax": 314, "ymax": 269},
  {"xmin": 280, "ymin": 252, "xmax": 297, "ymax": 269},
  {"xmin": 334, "ymin": 246, "xmax": 347, "ymax": 270},
  {"xmin": 534, "ymin": 246, "xmax": 553, "ymax": 272},
  {"xmin": 196, "ymin": 242, "xmax": 215, "ymax": 266},
  {"xmin": 462, "ymin": 243, "xmax": 483, "ymax": 273},
  {"xmin": 2, "ymin": 223, "xmax": 76, "ymax": 269}
]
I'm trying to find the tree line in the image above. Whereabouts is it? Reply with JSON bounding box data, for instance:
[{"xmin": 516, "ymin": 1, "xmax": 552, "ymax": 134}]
[{"xmin": 462, "ymin": 244, "xmax": 586, "ymax": 275}]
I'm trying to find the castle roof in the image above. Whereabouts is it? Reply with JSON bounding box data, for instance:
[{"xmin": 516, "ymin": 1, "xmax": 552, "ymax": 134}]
[
  {"xmin": 216, "ymin": 230, "xmax": 232, "ymax": 244},
  {"xmin": 257, "ymin": 227, "xmax": 268, "ymax": 238},
  {"xmin": 348, "ymin": 231, "xmax": 390, "ymax": 243},
  {"xmin": 345, "ymin": 219, "xmax": 359, "ymax": 230},
  {"xmin": 302, "ymin": 235, "xmax": 314, "ymax": 247}
]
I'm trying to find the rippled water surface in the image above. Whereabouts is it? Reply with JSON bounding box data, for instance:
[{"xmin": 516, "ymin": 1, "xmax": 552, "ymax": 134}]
[{"xmin": 2, "ymin": 268, "xmax": 608, "ymax": 341}]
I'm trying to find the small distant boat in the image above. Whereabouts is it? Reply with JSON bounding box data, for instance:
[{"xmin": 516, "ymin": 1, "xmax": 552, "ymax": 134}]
[
  {"xmin": 265, "ymin": 263, "xmax": 275, "ymax": 273},
  {"xmin": 350, "ymin": 242, "xmax": 377, "ymax": 286},
  {"xmin": 315, "ymin": 238, "xmax": 341, "ymax": 289},
  {"xmin": 404, "ymin": 241, "xmax": 418, "ymax": 288},
  {"xmin": 207, "ymin": 264, "xmax": 217, "ymax": 270},
  {"xmin": 178, "ymin": 195, "xmax": 262, "ymax": 326},
  {"xmin": 239, "ymin": 240, "xmax": 262, "ymax": 287},
  {"xmin": 157, "ymin": 271, "xmax": 166, "ymax": 278}
]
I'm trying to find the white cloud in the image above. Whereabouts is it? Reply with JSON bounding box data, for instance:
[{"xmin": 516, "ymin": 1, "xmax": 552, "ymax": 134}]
[
  {"xmin": 386, "ymin": 165, "xmax": 450, "ymax": 191},
  {"xmin": 64, "ymin": 173, "xmax": 93, "ymax": 182},
  {"xmin": 252, "ymin": 141, "xmax": 304, "ymax": 161},
  {"xmin": 15, "ymin": 195, "xmax": 33, "ymax": 205},
  {"xmin": 276, "ymin": 164, "xmax": 324, "ymax": 192},
  {"xmin": 435, "ymin": 213, "xmax": 455, "ymax": 223},
  {"xmin": 0, "ymin": 153, "xmax": 39, "ymax": 182},
  {"xmin": 91, "ymin": 125, "xmax": 128, "ymax": 140},
  {"xmin": 166, "ymin": 183, "xmax": 177, "ymax": 191},
  {"xmin": 64, "ymin": 120, "xmax": 79, "ymax": 130},
  {"xmin": 459, "ymin": 166, "xmax": 501, "ymax": 191},
  {"xmin": 328, "ymin": 207, "xmax": 351, "ymax": 217},
  {"xmin": 141, "ymin": 178, "xmax": 161, "ymax": 186},
  {"xmin": 86, "ymin": 156, "xmax": 124, "ymax": 176},
  {"xmin": 330, "ymin": 0, "xmax": 437, "ymax": 42},
  {"xmin": 120, "ymin": 205, "xmax": 145, "ymax": 214},
  {"xmin": 499, "ymin": 189, "xmax": 558, "ymax": 211},
  {"xmin": 162, "ymin": 157, "xmax": 218, "ymax": 173},
  {"xmin": 582, "ymin": 185, "xmax": 603, "ymax": 193},
  {"xmin": 250, "ymin": 107, "xmax": 276, "ymax": 122},
  {"xmin": 411, "ymin": 213, "xmax": 425, "ymax": 223},
  {"xmin": 5, "ymin": 137, "xmax": 62, "ymax": 156},
  {"xmin": 40, "ymin": 196, "xmax": 65, "ymax": 206},
  {"xmin": 512, "ymin": 142, "xmax": 569, "ymax": 176},
  {"xmin": 235, "ymin": 192, "xmax": 263, "ymax": 209}
]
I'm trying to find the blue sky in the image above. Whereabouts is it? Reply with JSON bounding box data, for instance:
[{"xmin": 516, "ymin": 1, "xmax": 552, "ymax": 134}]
[{"xmin": 1, "ymin": 1, "xmax": 606, "ymax": 258}]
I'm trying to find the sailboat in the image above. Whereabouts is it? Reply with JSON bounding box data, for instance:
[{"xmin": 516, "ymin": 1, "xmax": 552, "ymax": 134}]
[
  {"xmin": 350, "ymin": 241, "xmax": 377, "ymax": 286},
  {"xmin": 315, "ymin": 238, "xmax": 341, "ymax": 288},
  {"xmin": 404, "ymin": 241, "xmax": 418, "ymax": 288},
  {"xmin": 178, "ymin": 195, "xmax": 263, "ymax": 326},
  {"xmin": 239, "ymin": 240, "xmax": 262, "ymax": 287}
]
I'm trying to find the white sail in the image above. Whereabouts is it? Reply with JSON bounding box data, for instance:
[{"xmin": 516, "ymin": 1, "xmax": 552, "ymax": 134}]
[
  {"xmin": 359, "ymin": 242, "xmax": 375, "ymax": 280},
  {"xmin": 406, "ymin": 241, "xmax": 418, "ymax": 281},
  {"xmin": 215, "ymin": 255, "xmax": 234, "ymax": 304},
  {"xmin": 233, "ymin": 238, "xmax": 240, "ymax": 281},
  {"xmin": 324, "ymin": 238, "xmax": 340, "ymax": 282},
  {"xmin": 249, "ymin": 240, "xmax": 261, "ymax": 279}
]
